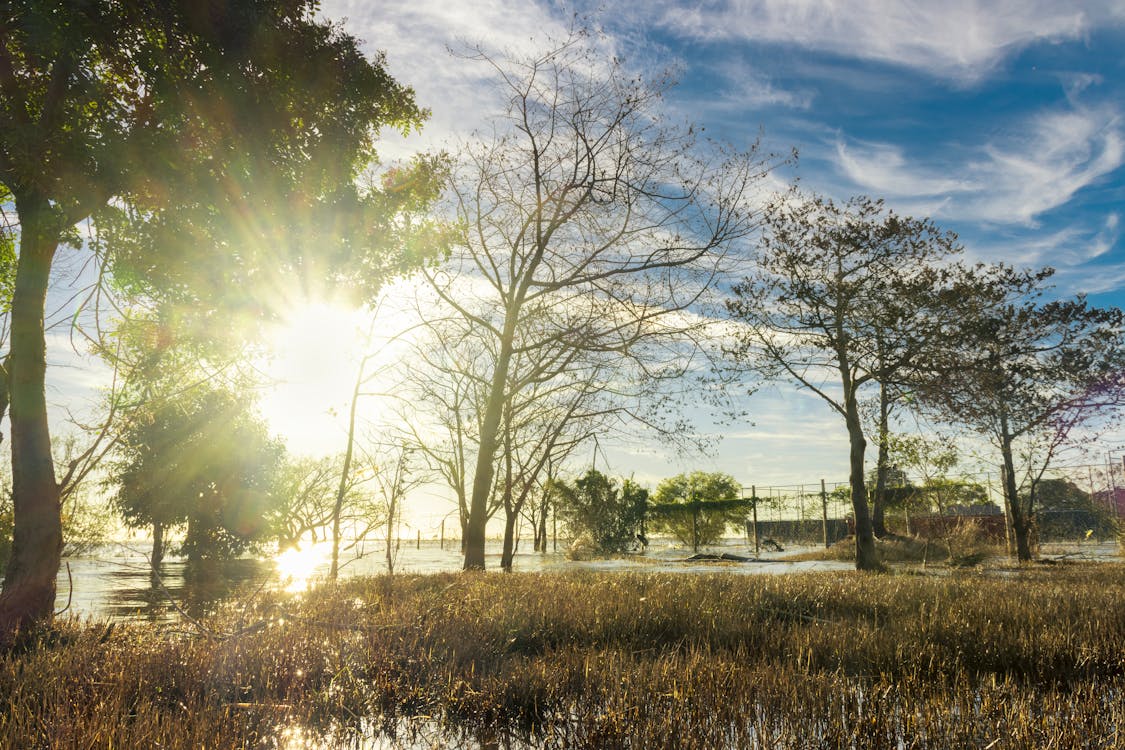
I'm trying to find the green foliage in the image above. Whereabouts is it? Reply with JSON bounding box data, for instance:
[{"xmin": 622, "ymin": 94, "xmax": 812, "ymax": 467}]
[
  {"xmin": 109, "ymin": 384, "xmax": 283, "ymax": 561},
  {"xmin": 649, "ymin": 471, "xmax": 748, "ymax": 548},
  {"xmin": 0, "ymin": 187, "xmax": 15, "ymax": 313},
  {"xmin": 554, "ymin": 470, "xmax": 647, "ymax": 553}
]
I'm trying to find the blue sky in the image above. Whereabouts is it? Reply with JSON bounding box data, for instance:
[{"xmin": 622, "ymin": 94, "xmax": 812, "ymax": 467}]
[
  {"xmin": 328, "ymin": 0, "xmax": 1125, "ymax": 309},
  {"xmin": 307, "ymin": 0, "xmax": 1125, "ymax": 499}
]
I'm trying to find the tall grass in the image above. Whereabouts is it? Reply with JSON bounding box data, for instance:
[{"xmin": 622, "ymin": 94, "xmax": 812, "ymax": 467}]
[{"xmin": 1, "ymin": 566, "xmax": 1122, "ymax": 748}]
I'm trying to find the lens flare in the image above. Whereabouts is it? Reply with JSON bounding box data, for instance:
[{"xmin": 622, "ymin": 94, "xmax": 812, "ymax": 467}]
[{"xmin": 275, "ymin": 541, "xmax": 332, "ymax": 592}]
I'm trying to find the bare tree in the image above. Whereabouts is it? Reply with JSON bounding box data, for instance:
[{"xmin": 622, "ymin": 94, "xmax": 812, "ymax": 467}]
[{"xmin": 428, "ymin": 31, "xmax": 776, "ymax": 570}]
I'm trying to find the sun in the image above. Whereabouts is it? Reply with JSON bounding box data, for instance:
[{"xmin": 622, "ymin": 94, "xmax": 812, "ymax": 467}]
[
  {"xmin": 274, "ymin": 540, "xmax": 333, "ymax": 592},
  {"xmin": 258, "ymin": 299, "xmax": 369, "ymax": 455},
  {"xmin": 256, "ymin": 284, "xmax": 427, "ymax": 456}
]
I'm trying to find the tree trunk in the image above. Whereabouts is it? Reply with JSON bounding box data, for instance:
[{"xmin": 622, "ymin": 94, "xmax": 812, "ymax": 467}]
[
  {"xmin": 537, "ymin": 470, "xmax": 552, "ymax": 554},
  {"xmin": 151, "ymin": 521, "xmax": 165, "ymax": 568},
  {"xmin": 330, "ymin": 354, "xmax": 365, "ymax": 581},
  {"xmin": 998, "ymin": 422, "xmax": 1033, "ymax": 562},
  {"xmin": 845, "ymin": 394, "xmax": 879, "ymax": 570},
  {"xmin": 464, "ymin": 337, "xmax": 514, "ymax": 570},
  {"xmin": 385, "ymin": 495, "xmax": 398, "ymax": 575},
  {"xmin": 872, "ymin": 383, "xmax": 890, "ymax": 538},
  {"xmin": 0, "ymin": 199, "xmax": 62, "ymax": 638},
  {"xmin": 499, "ymin": 511, "xmax": 517, "ymax": 571}
]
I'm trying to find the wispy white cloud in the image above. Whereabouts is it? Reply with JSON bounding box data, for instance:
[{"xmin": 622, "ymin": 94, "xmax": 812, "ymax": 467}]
[
  {"xmin": 832, "ymin": 103, "xmax": 1124, "ymax": 226},
  {"xmin": 321, "ymin": 0, "xmax": 572, "ymax": 155},
  {"xmin": 971, "ymin": 106, "xmax": 1124, "ymax": 224},
  {"xmin": 834, "ymin": 140, "xmax": 979, "ymax": 197},
  {"xmin": 651, "ymin": 0, "xmax": 1112, "ymax": 83},
  {"xmin": 710, "ymin": 62, "xmax": 816, "ymax": 110}
]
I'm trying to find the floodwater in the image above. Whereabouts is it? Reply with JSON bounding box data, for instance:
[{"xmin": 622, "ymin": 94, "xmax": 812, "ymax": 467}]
[
  {"xmin": 55, "ymin": 537, "xmax": 1121, "ymax": 624},
  {"xmin": 54, "ymin": 537, "xmax": 854, "ymax": 624}
]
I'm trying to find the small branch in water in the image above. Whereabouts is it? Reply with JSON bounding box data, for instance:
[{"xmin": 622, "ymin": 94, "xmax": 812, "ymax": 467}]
[{"xmin": 53, "ymin": 562, "xmax": 73, "ymax": 616}]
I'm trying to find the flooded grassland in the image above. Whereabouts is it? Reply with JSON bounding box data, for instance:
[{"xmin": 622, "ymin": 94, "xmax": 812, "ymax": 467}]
[{"xmin": 3, "ymin": 562, "xmax": 1123, "ymax": 749}]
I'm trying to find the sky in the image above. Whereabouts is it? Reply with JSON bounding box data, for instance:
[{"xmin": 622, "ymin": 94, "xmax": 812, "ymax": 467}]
[
  {"xmin": 29, "ymin": 1, "xmax": 1125, "ymax": 532},
  {"xmin": 326, "ymin": 0, "xmax": 1125, "ymax": 307},
  {"xmin": 296, "ymin": 1, "xmax": 1125, "ymax": 498}
]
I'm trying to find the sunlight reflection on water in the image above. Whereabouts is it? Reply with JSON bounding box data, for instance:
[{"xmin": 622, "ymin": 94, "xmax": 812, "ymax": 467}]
[{"xmin": 275, "ymin": 541, "xmax": 335, "ymax": 593}]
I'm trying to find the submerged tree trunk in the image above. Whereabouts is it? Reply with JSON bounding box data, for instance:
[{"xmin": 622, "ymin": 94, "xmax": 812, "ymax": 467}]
[
  {"xmin": 0, "ymin": 200, "xmax": 62, "ymax": 638},
  {"xmin": 151, "ymin": 522, "xmax": 165, "ymax": 569}
]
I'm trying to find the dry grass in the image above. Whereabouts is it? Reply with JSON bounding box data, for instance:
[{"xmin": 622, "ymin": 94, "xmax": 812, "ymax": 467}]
[
  {"xmin": 1, "ymin": 566, "xmax": 1123, "ymax": 748},
  {"xmin": 789, "ymin": 525, "xmax": 1009, "ymax": 566}
]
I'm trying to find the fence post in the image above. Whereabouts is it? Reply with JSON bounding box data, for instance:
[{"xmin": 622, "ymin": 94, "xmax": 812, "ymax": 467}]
[
  {"xmin": 417, "ymin": 530, "xmax": 421, "ymax": 550},
  {"xmin": 821, "ymin": 479, "xmax": 830, "ymax": 548},
  {"xmin": 751, "ymin": 485, "xmax": 760, "ymax": 558},
  {"xmin": 440, "ymin": 520, "xmax": 445, "ymax": 550}
]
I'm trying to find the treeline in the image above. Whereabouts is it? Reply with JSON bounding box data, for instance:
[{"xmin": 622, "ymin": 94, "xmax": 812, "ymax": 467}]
[{"xmin": 1, "ymin": 5, "xmax": 1123, "ymax": 639}]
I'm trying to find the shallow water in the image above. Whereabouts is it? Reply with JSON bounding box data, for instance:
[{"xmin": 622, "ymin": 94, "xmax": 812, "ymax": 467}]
[
  {"xmin": 54, "ymin": 538, "xmax": 1120, "ymax": 624},
  {"xmin": 54, "ymin": 537, "xmax": 856, "ymax": 624}
]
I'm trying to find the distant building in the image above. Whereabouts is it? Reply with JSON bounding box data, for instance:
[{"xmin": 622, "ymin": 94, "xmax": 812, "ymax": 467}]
[{"xmin": 1093, "ymin": 487, "xmax": 1125, "ymax": 518}]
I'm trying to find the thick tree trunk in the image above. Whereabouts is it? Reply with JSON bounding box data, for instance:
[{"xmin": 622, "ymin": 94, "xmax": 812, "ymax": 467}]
[
  {"xmin": 845, "ymin": 395, "xmax": 880, "ymax": 571},
  {"xmin": 999, "ymin": 426, "xmax": 1033, "ymax": 562},
  {"xmin": 151, "ymin": 521, "xmax": 165, "ymax": 568},
  {"xmin": 0, "ymin": 200, "xmax": 62, "ymax": 638},
  {"xmin": 464, "ymin": 338, "xmax": 514, "ymax": 570},
  {"xmin": 499, "ymin": 511, "xmax": 517, "ymax": 571}
]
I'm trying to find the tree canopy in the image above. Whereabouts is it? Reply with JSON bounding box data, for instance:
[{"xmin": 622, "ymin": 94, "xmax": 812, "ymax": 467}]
[
  {"xmin": 649, "ymin": 471, "xmax": 747, "ymax": 551},
  {"xmin": 725, "ymin": 195, "xmax": 961, "ymax": 570},
  {"xmin": 0, "ymin": 0, "xmax": 434, "ymax": 635},
  {"xmin": 914, "ymin": 265, "xmax": 1125, "ymax": 560}
]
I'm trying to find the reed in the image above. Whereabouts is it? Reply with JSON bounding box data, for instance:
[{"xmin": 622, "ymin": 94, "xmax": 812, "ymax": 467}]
[{"xmin": 1, "ymin": 565, "xmax": 1122, "ymax": 748}]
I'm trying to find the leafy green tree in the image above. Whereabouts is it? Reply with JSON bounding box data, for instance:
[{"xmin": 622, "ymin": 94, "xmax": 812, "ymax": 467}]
[
  {"xmin": 649, "ymin": 471, "xmax": 747, "ymax": 551},
  {"xmin": 0, "ymin": 0, "xmax": 428, "ymax": 633},
  {"xmin": 555, "ymin": 470, "xmax": 647, "ymax": 554},
  {"xmin": 1032, "ymin": 478, "xmax": 1116, "ymax": 538},
  {"xmin": 110, "ymin": 385, "xmax": 282, "ymax": 565}
]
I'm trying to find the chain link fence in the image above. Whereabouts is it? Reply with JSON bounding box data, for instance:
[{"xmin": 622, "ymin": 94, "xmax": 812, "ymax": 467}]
[{"xmin": 739, "ymin": 462, "xmax": 1124, "ymax": 548}]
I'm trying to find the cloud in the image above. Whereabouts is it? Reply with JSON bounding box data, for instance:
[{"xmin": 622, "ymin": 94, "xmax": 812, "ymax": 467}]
[
  {"xmin": 709, "ymin": 61, "xmax": 816, "ymax": 110},
  {"xmin": 835, "ymin": 140, "xmax": 979, "ymax": 197},
  {"xmin": 832, "ymin": 103, "xmax": 1124, "ymax": 226},
  {"xmin": 652, "ymin": 0, "xmax": 1110, "ymax": 83},
  {"xmin": 971, "ymin": 106, "xmax": 1124, "ymax": 224},
  {"xmin": 320, "ymin": 0, "xmax": 573, "ymax": 154}
]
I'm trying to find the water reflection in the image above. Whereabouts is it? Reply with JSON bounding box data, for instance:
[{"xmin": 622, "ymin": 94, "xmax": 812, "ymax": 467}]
[
  {"xmin": 57, "ymin": 538, "xmax": 868, "ymax": 624},
  {"xmin": 100, "ymin": 557, "xmax": 275, "ymax": 623}
]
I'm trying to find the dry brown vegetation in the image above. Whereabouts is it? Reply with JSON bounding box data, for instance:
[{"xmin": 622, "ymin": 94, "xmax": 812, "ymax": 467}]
[
  {"xmin": 1, "ymin": 566, "xmax": 1123, "ymax": 748},
  {"xmin": 788, "ymin": 524, "xmax": 1009, "ymax": 567}
]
